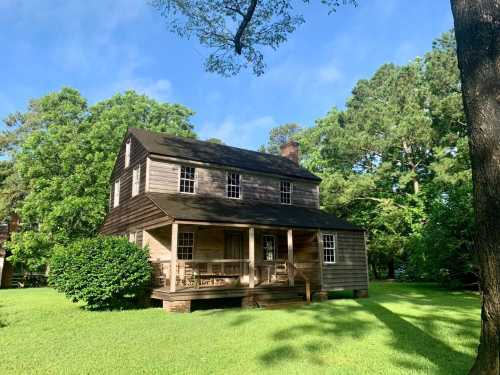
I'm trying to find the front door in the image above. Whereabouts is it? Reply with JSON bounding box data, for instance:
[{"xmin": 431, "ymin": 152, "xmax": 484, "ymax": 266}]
[{"xmin": 224, "ymin": 232, "xmax": 243, "ymax": 259}]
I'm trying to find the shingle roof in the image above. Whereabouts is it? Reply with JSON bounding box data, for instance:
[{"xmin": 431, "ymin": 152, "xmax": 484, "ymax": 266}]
[
  {"xmin": 146, "ymin": 193, "xmax": 363, "ymax": 231},
  {"xmin": 129, "ymin": 128, "xmax": 321, "ymax": 181}
]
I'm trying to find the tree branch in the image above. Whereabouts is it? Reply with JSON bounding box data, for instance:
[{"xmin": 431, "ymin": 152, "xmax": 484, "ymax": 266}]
[{"xmin": 234, "ymin": 0, "xmax": 258, "ymax": 54}]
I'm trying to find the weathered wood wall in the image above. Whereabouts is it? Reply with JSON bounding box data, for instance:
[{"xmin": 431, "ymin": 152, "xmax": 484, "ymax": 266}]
[
  {"xmin": 147, "ymin": 158, "xmax": 319, "ymax": 208},
  {"xmin": 100, "ymin": 194, "xmax": 166, "ymax": 235},
  {"xmin": 321, "ymin": 230, "xmax": 369, "ymax": 291},
  {"xmin": 109, "ymin": 134, "xmax": 148, "ymax": 210}
]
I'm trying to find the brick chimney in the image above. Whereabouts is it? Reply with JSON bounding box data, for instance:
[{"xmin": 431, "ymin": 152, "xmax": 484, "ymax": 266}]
[{"xmin": 280, "ymin": 140, "xmax": 300, "ymax": 164}]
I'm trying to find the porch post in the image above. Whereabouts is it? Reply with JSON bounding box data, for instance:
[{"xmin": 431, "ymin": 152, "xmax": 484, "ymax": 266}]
[
  {"xmin": 249, "ymin": 227, "xmax": 255, "ymax": 289},
  {"xmin": 170, "ymin": 223, "xmax": 178, "ymax": 293},
  {"xmin": 287, "ymin": 229, "xmax": 294, "ymax": 287},
  {"xmin": 317, "ymin": 231, "xmax": 324, "ymax": 290}
]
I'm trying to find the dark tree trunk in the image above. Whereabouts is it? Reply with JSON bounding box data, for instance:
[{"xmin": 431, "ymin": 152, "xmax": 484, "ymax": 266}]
[
  {"xmin": 450, "ymin": 1, "xmax": 500, "ymax": 374},
  {"xmin": 387, "ymin": 258, "xmax": 395, "ymax": 279},
  {"xmin": 371, "ymin": 263, "xmax": 380, "ymax": 280}
]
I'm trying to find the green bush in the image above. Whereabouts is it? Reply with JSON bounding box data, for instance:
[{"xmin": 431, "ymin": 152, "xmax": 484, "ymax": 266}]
[{"xmin": 49, "ymin": 236, "xmax": 151, "ymax": 310}]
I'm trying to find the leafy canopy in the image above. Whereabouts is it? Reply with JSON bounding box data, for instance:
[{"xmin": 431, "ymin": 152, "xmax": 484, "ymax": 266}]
[
  {"xmin": 3, "ymin": 88, "xmax": 195, "ymax": 269},
  {"xmin": 151, "ymin": 0, "xmax": 356, "ymax": 76}
]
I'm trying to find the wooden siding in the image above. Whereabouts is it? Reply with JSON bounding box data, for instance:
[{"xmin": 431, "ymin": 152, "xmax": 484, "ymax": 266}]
[
  {"xmin": 109, "ymin": 134, "xmax": 148, "ymax": 209},
  {"xmin": 147, "ymin": 157, "xmax": 320, "ymax": 208},
  {"xmin": 100, "ymin": 194, "xmax": 168, "ymax": 235},
  {"xmin": 293, "ymin": 231, "xmax": 321, "ymax": 288},
  {"xmin": 321, "ymin": 230, "xmax": 369, "ymax": 291}
]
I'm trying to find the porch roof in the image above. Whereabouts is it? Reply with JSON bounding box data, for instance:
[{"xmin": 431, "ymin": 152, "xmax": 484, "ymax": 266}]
[{"xmin": 146, "ymin": 193, "xmax": 363, "ymax": 231}]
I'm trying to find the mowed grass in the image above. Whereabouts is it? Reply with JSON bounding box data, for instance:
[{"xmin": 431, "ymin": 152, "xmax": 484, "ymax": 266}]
[{"xmin": 0, "ymin": 282, "xmax": 480, "ymax": 375}]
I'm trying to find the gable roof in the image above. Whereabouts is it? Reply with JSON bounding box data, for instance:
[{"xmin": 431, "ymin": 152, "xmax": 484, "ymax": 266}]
[
  {"xmin": 128, "ymin": 128, "xmax": 321, "ymax": 181},
  {"xmin": 147, "ymin": 193, "xmax": 362, "ymax": 231}
]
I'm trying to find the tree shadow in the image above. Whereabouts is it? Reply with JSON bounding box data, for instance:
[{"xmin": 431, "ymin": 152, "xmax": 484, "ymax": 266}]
[
  {"xmin": 0, "ymin": 304, "xmax": 7, "ymax": 328},
  {"xmin": 356, "ymin": 299, "xmax": 474, "ymax": 374},
  {"xmin": 258, "ymin": 286, "xmax": 478, "ymax": 374}
]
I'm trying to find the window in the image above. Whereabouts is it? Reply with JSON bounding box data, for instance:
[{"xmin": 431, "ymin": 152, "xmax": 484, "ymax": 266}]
[
  {"xmin": 178, "ymin": 232, "xmax": 194, "ymax": 260},
  {"xmin": 129, "ymin": 231, "xmax": 139, "ymax": 244},
  {"xmin": 226, "ymin": 172, "xmax": 241, "ymax": 199},
  {"xmin": 263, "ymin": 235, "xmax": 276, "ymax": 261},
  {"xmin": 113, "ymin": 179, "xmax": 120, "ymax": 208},
  {"xmin": 124, "ymin": 139, "xmax": 131, "ymax": 168},
  {"xmin": 280, "ymin": 180, "xmax": 292, "ymax": 204},
  {"xmin": 132, "ymin": 165, "xmax": 141, "ymax": 196},
  {"xmin": 323, "ymin": 233, "xmax": 336, "ymax": 263},
  {"xmin": 179, "ymin": 166, "xmax": 196, "ymax": 194}
]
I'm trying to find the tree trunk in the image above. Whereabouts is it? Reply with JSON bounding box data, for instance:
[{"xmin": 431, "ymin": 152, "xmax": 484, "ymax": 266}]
[
  {"xmin": 450, "ymin": 1, "xmax": 500, "ymax": 374},
  {"xmin": 387, "ymin": 257, "xmax": 395, "ymax": 279}
]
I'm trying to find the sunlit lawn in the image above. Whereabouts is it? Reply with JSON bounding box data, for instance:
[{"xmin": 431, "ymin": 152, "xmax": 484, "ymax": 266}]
[{"xmin": 0, "ymin": 282, "xmax": 479, "ymax": 374}]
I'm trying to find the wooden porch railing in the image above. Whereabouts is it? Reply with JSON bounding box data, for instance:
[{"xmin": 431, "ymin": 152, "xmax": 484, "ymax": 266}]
[
  {"xmin": 287, "ymin": 261, "xmax": 311, "ymax": 303},
  {"xmin": 151, "ymin": 259, "xmax": 250, "ymax": 289}
]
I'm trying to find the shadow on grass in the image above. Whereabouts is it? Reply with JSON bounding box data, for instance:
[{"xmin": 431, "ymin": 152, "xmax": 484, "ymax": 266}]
[
  {"xmin": 356, "ymin": 299, "xmax": 474, "ymax": 374},
  {"xmin": 0, "ymin": 304, "xmax": 7, "ymax": 328},
  {"xmin": 259, "ymin": 286, "xmax": 478, "ymax": 374}
]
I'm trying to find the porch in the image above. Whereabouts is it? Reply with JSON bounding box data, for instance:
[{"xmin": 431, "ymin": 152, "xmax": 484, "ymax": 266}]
[{"xmin": 145, "ymin": 221, "xmax": 322, "ymax": 310}]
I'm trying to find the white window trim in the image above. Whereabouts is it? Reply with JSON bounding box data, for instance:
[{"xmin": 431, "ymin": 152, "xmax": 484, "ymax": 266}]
[
  {"xmin": 178, "ymin": 231, "xmax": 195, "ymax": 260},
  {"xmin": 178, "ymin": 165, "xmax": 197, "ymax": 194},
  {"xmin": 113, "ymin": 179, "xmax": 120, "ymax": 208},
  {"xmin": 322, "ymin": 232, "xmax": 337, "ymax": 264},
  {"xmin": 129, "ymin": 230, "xmax": 139, "ymax": 244},
  {"xmin": 225, "ymin": 171, "xmax": 242, "ymax": 200},
  {"xmin": 262, "ymin": 234, "xmax": 277, "ymax": 261},
  {"xmin": 132, "ymin": 165, "xmax": 141, "ymax": 197},
  {"xmin": 280, "ymin": 180, "xmax": 293, "ymax": 205},
  {"xmin": 124, "ymin": 139, "xmax": 131, "ymax": 169}
]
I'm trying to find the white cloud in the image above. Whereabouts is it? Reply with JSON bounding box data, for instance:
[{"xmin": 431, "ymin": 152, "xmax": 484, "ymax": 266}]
[
  {"xmin": 197, "ymin": 116, "xmax": 276, "ymax": 150},
  {"xmin": 112, "ymin": 78, "xmax": 173, "ymax": 101}
]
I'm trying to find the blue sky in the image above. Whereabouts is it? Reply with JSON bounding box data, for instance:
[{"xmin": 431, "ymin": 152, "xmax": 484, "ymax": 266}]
[{"xmin": 1, "ymin": 0, "xmax": 453, "ymax": 150}]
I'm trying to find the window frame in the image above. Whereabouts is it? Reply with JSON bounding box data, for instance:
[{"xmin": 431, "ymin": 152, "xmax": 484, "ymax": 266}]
[
  {"xmin": 178, "ymin": 232, "xmax": 195, "ymax": 260},
  {"xmin": 113, "ymin": 179, "xmax": 120, "ymax": 208},
  {"xmin": 179, "ymin": 165, "xmax": 196, "ymax": 194},
  {"xmin": 124, "ymin": 138, "xmax": 131, "ymax": 169},
  {"xmin": 226, "ymin": 171, "xmax": 242, "ymax": 199},
  {"xmin": 322, "ymin": 232, "xmax": 337, "ymax": 264},
  {"xmin": 132, "ymin": 164, "xmax": 141, "ymax": 197},
  {"xmin": 280, "ymin": 180, "xmax": 293, "ymax": 205},
  {"xmin": 262, "ymin": 234, "xmax": 277, "ymax": 261}
]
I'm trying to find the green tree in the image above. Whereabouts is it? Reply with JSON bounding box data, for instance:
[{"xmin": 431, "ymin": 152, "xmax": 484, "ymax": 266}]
[
  {"xmin": 5, "ymin": 88, "xmax": 195, "ymax": 269},
  {"xmin": 259, "ymin": 123, "xmax": 301, "ymax": 154}
]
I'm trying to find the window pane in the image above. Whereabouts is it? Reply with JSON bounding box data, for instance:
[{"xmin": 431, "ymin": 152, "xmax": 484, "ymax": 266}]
[
  {"xmin": 263, "ymin": 235, "xmax": 276, "ymax": 261},
  {"xmin": 280, "ymin": 180, "xmax": 292, "ymax": 204},
  {"xmin": 178, "ymin": 232, "xmax": 194, "ymax": 260},
  {"xmin": 226, "ymin": 172, "xmax": 241, "ymax": 198},
  {"xmin": 323, "ymin": 234, "xmax": 336, "ymax": 263},
  {"xmin": 179, "ymin": 166, "xmax": 196, "ymax": 193}
]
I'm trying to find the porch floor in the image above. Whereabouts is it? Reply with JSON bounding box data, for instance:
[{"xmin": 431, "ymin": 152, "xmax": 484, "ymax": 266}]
[{"xmin": 151, "ymin": 282, "xmax": 307, "ymax": 302}]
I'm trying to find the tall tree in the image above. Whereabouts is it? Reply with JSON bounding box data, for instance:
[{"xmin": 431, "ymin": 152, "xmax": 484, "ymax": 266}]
[
  {"xmin": 5, "ymin": 89, "xmax": 196, "ymax": 270},
  {"xmin": 450, "ymin": 1, "xmax": 500, "ymax": 373}
]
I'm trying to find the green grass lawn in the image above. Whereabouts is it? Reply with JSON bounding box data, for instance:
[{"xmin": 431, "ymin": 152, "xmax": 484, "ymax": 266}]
[{"xmin": 0, "ymin": 282, "xmax": 480, "ymax": 375}]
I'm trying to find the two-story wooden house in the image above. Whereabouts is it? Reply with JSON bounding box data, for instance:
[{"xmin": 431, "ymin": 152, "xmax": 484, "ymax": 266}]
[{"xmin": 101, "ymin": 128, "xmax": 368, "ymax": 312}]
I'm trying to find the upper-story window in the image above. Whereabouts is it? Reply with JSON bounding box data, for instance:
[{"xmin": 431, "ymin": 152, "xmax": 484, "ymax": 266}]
[
  {"xmin": 124, "ymin": 139, "xmax": 131, "ymax": 168},
  {"xmin": 179, "ymin": 166, "xmax": 196, "ymax": 194},
  {"xmin": 132, "ymin": 165, "xmax": 141, "ymax": 197},
  {"xmin": 113, "ymin": 179, "xmax": 120, "ymax": 208},
  {"xmin": 226, "ymin": 172, "xmax": 241, "ymax": 199},
  {"xmin": 323, "ymin": 233, "xmax": 336, "ymax": 263},
  {"xmin": 280, "ymin": 180, "xmax": 292, "ymax": 205}
]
